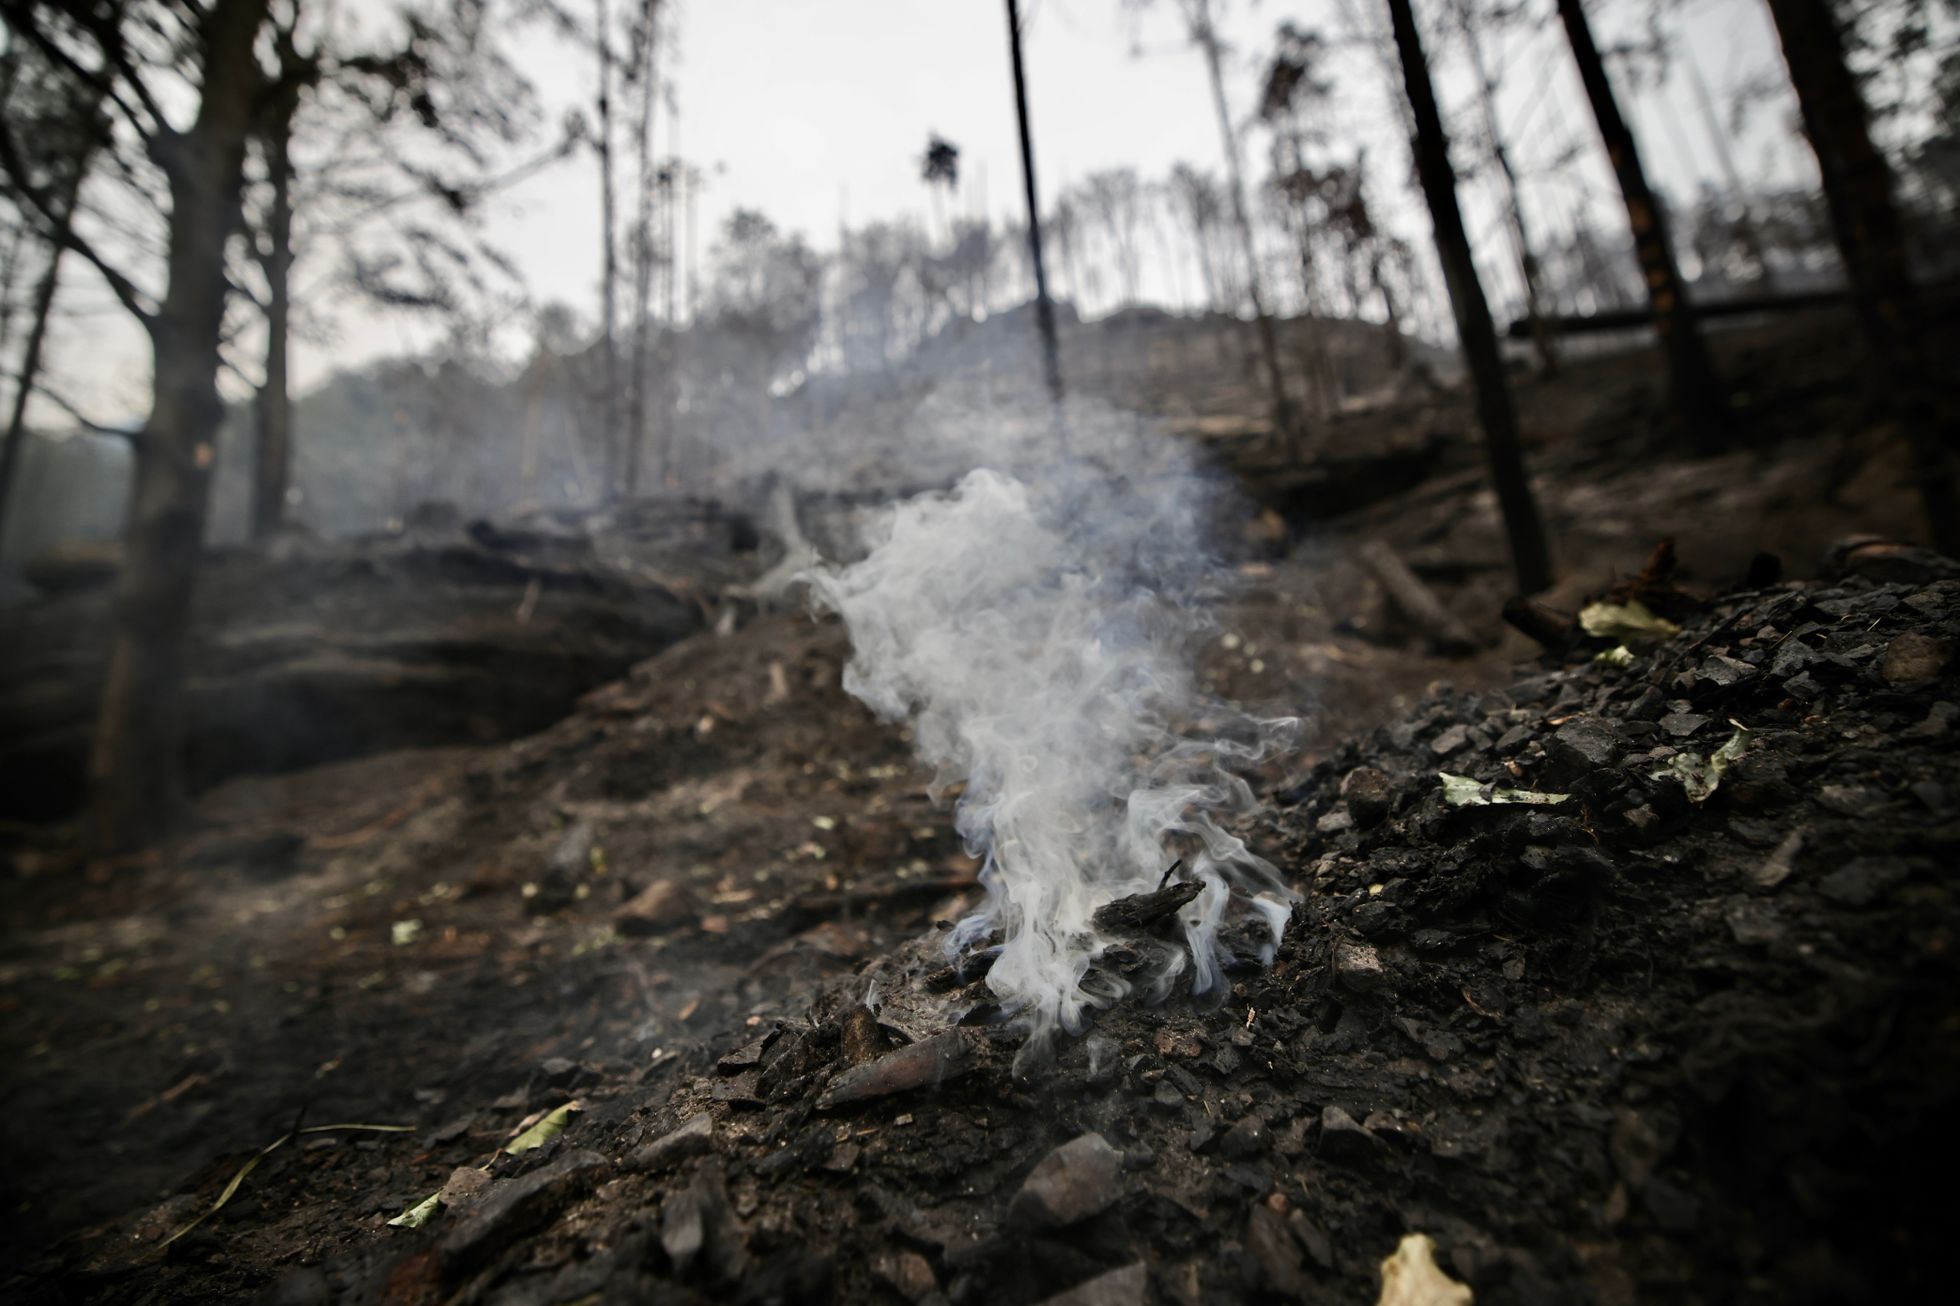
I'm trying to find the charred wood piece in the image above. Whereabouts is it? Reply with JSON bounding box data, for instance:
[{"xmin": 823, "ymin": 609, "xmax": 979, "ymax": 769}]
[
  {"xmin": 1502, "ymin": 596, "xmax": 1575, "ymax": 650},
  {"xmin": 816, "ymin": 1031, "xmax": 973, "ymax": 1110},
  {"xmin": 1092, "ymin": 879, "xmax": 1203, "ymax": 933},
  {"xmin": 1359, "ymin": 540, "xmax": 1480, "ymax": 656}
]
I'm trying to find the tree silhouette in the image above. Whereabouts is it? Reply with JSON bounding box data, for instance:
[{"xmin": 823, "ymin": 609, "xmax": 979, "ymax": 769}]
[
  {"xmin": 1764, "ymin": 0, "xmax": 1955, "ymax": 552},
  {"xmin": 1385, "ymin": 0, "xmax": 1552, "ymax": 594},
  {"xmin": 1555, "ymin": 0, "xmax": 1729, "ymax": 450}
]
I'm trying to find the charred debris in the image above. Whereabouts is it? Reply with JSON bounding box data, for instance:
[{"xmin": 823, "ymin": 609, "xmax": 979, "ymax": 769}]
[{"xmin": 238, "ymin": 557, "xmax": 1959, "ymax": 1306}]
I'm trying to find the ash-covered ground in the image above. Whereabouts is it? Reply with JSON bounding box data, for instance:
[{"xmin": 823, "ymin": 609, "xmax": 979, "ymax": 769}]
[
  {"xmin": 323, "ymin": 562, "xmax": 1954, "ymax": 1306},
  {"xmin": 2, "ymin": 309, "xmax": 1956, "ymax": 1304}
]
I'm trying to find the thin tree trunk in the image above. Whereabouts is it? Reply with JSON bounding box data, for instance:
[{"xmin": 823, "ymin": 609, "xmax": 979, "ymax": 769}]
[
  {"xmin": 595, "ymin": 0, "xmax": 621, "ymax": 498},
  {"xmin": 89, "ymin": 0, "xmax": 271, "ymax": 851},
  {"xmin": 0, "ymin": 52, "xmax": 24, "ymax": 364},
  {"xmin": 1451, "ymin": 0, "xmax": 1557, "ymax": 373},
  {"xmin": 1555, "ymin": 0, "xmax": 1728, "ymax": 449},
  {"xmin": 1187, "ymin": 0, "xmax": 1297, "ymax": 444},
  {"xmin": 661, "ymin": 99, "xmax": 682, "ymax": 488},
  {"xmin": 1764, "ymin": 0, "xmax": 1955, "ymax": 553},
  {"xmin": 251, "ymin": 93, "xmax": 297, "ymax": 541},
  {"xmin": 623, "ymin": 2, "xmax": 658, "ymax": 499},
  {"xmin": 1006, "ymin": 0, "xmax": 1064, "ymax": 407},
  {"xmin": 0, "ymin": 133, "xmax": 91, "ymax": 552},
  {"xmin": 1683, "ymin": 48, "xmax": 1774, "ymax": 286},
  {"xmin": 1386, "ymin": 0, "xmax": 1552, "ymax": 594},
  {"xmin": 1279, "ymin": 118, "xmax": 1337, "ymax": 416},
  {"xmin": 1374, "ymin": 248, "xmax": 1408, "ymax": 371},
  {"xmin": 0, "ymin": 216, "xmax": 26, "ymax": 365}
]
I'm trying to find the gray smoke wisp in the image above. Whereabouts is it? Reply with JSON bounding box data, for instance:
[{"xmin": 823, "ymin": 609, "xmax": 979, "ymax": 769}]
[{"xmin": 811, "ymin": 419, "xmax": 1293, "ymax": 1046}]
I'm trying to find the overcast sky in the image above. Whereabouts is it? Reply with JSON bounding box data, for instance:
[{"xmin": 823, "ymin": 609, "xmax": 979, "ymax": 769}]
[
  {"xmin": 497, "ymin": 0, "xmax": 1808, "ymax": 319},
  {"xmin": 35, "ymin": 0, "xmax": 1814, "ymax": 424}
]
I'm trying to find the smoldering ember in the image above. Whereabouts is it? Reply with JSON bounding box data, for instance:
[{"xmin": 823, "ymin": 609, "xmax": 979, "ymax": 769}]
[{"xmin": 1, "ymin": 2, "xmax": 1956, "ymax": 1304}]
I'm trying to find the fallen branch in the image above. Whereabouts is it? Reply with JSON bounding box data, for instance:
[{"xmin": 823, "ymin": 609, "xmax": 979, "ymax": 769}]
[{"xmin": 1359, "ymin": 540, "xmax": 1479, "ymax": 655}]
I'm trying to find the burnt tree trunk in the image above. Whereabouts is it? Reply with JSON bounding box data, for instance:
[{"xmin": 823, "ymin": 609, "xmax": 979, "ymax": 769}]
[
  {"xmin": 251, "ymin": 83, "xmax": 297, "ymax": 541},
  {"xmin": 595, "ymin": 0, "xmax": 622, "ymax": 497},
  {"xmin": 1555, "ymin": 0, "xmax": 1729, "ymax": 449},
  {"xmin": 1763, "ymin": 0, "xmax": 1955, "ymax": 553},
  {"xmin": 88, "ymin": 0, "xmax": 272, "ymax": 850},
  {"xmin": 623, "ymin": 4, "xmax": 658, "ymax": 499},
  {"xmin": 1374, "ymin": 249, "xmax": 1408, "ymax": 371},
  {"xmin": 1189, "ymin": 0, "xmax": 1298, "ymax": 445},
  {"xmin": 1452, "ymin": 0, "xmax": 1557, "ymax": 374},
  {"xmin": 1386, "ymin": 0, "xmax": 1552, "ymax": 594},
  {"xmin": 1005, "ymin": 0, "xmax": 1064, "ymax": 407}
]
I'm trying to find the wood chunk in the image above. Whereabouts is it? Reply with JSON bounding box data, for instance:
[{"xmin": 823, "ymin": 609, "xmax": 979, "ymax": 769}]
[
  {"xmin": 439, "ymin": 1150, "xmax": 610, "ymax": 1274},
  {"xmin": 1360, "ymin": 540, "xmax": 1479, "ymax": 655},
  {"xmin": 630, "ymin": 1113, "xmax": 716, "ymax": 1171},
  {"xmin": 1091, "ymin": 879, "xmax": 1202, "ymax": 933},
  {"xmin": 1010, "ymin": 1133, "xmax": 1126, "ymax": 1228},
  {"xmin": 613, "ymin": 879, "xmax": 696, "ymax": 936},
  {"xmin": 839, "ymin": 1006, "xmax": 891, "ymax": 1066},
  {"xmin": 1502, "ymin": 595, "xmax": 1574, "ymax": 649},
  {"xmin": 816, "ymin": 1031, "xmax": 971, "ymax": 1110}
]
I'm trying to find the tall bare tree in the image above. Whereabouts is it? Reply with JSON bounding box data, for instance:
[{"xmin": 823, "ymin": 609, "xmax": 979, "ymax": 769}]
[
  {"xmin": 1259, "ymin": 22, "xmax": 1339, "ymax": 415},
  {"xmin": 245, "ymin": 0, "xmax": 555, "ymax": 538},
  {"xmin": 1555, "ymin": 0, "xmax": 1728, "ymax": 449},
  {"xmin": 922, "ymin": 134, "xmax": 959, "ymax": 246},
  {"xmin": 1449, "ymin": 0, "xmax": 1557, "ymax": 372},
  {"xmin": 1170, "ymin": 0, "xmax": 1298, "ymax": 443},
  {"xmin": 2, "ymin": 0, "xmax": 545, "ymax": 847},
  {"xmin": 1385, "ymin": 0, "xmax": 1552, "ymax": 594},
  {"xmin": 0, "ymin": 0, "xmax": 276, "ymax": 847},
  {"xmin": 1681, "ymin": 44, "xmax": 1774, "ymax": 287},
  {"xmin": 623, "ymin": 0, "xmax": 662, "ymax": 497},
  {"xmin": 248, "ymin": 17, "xmax": 308, "ymax": 541},
  {"xmin": 1763, "ymin": 0, "xmax": 1954, "ymax": 552},
  {"xmin": 0, "ymin": 53, "xmax": 101, "ymax": 551},
  {"xmin": 1081, "ymin": 168, "xmax": 1146, "ymax": 307},
  {"xmin": 1166, "ymin": 162, "xmax": 1224, "ymax": 306},
  {"xmin": 593, "ymin": 0, "xmax": 622, "ymax": 494}
]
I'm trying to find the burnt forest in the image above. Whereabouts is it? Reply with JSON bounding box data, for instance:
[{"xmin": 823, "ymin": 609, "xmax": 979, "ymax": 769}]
[{"xmin": 2, "ymin": 1, "xmax": 1957, "ymax": 1302}]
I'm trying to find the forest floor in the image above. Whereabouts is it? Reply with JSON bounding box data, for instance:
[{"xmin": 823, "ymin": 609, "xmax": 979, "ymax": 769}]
[{"xmin": 1, "ymin": 304, "xmax": 1954, "ymax": 1304}]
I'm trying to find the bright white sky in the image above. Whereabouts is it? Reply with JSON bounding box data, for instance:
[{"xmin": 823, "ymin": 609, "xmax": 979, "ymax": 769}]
[
  {"xmin": 498, "ymin": 0, "xmax": 1808, "ymax": 321},
  {"xmin": 34, "ymin": 0, "xmax": 1815, "ymax": 425}
]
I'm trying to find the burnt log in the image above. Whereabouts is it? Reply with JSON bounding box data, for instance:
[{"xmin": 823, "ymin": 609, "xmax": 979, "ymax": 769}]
[
  {"xmin": 1358, "ymin": 540, "xmax": 1480, "ymax": 656},
  {"xmin": 1091, "ymin": 879, "xmax": 1204, "ymax": 933}
]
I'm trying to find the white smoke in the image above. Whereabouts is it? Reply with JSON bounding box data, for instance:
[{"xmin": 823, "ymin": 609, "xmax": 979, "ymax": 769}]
[{"xmin": 810, "ymin": 406, "xmax": 1294, "ymax": 1046}]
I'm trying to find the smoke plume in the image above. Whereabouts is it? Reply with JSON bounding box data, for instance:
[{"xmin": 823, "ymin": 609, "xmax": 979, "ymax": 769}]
[{"xmin": 810, "ymin": 408, "xmax": 1293, "ymax": 1046}]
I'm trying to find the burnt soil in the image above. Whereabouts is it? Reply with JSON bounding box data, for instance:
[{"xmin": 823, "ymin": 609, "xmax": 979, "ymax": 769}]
[{"xmin": 2, "ymin": 307, "xmax": 1957, "ymax": 1304}]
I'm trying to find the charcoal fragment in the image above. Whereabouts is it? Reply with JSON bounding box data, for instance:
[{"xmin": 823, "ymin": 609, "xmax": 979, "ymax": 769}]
[
  {"xmin": 1318, "ymin": 1105, "xmax": 1377, "ymax": 1159},
  {"xmin": 1009, "ymin": 1133, "xmax": 1125, "ymax": 1227},
  {"xmin": 816, "ymin": 1031, "xmax": 970, "ymax": 1110},
  {"xmin": 1091, "ymin": 879, "xmax": 1202, "ymax": 932},
  {"xmin": 1340, "ymin": 765, "xmax": 1394, "ymax": 824}
]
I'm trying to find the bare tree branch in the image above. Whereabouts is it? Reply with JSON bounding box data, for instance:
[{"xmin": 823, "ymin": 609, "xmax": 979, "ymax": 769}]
[
  {"xmin": 0, "ymin": 120, "xmax": 156, "ymax": 327},
  {"xmin": 70, "ymin": 4, "xmax": 170, "ymax": 133},
  {"xmin": 32, "ymin": 379, "xmax": 140, "ymax": 441},
  {"xmin": 0, "ymin": 2, "xmax": 153, "ymax": 137}
]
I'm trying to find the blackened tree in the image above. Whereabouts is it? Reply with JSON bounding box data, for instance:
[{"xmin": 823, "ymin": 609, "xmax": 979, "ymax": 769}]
[{"xmin": 1384, "ymin": 0, "xmax": 1552, "ymax": 594}]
